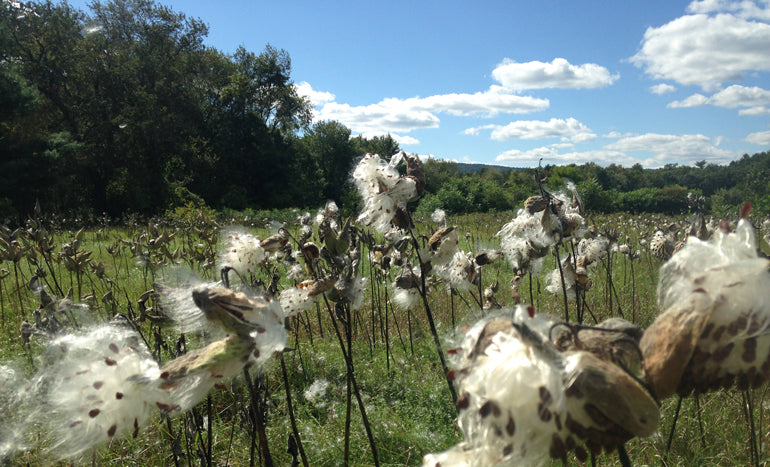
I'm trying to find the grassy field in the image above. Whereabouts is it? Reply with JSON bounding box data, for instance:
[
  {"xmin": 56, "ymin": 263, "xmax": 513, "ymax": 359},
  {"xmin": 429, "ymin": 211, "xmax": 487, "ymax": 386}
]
[{"xmin": 1, "ymin": 207, "xmax": 769, "ymax": 466}]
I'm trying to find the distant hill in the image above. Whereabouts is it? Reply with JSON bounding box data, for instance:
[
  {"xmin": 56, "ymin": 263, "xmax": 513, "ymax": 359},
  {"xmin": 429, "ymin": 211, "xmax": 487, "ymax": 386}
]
[{"xmin": 456, "ymin": 162, "xmax": 523, "ymax": 174}]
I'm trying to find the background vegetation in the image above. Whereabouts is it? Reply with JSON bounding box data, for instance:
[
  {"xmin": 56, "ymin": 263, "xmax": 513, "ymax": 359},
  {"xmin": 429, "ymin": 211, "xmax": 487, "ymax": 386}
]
[{"xmin": 2, "ymin": 0, "xmax": 770, "ymax": 224}]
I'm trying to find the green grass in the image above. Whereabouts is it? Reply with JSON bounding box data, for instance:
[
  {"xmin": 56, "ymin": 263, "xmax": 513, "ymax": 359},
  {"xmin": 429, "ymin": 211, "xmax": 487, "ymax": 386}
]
[{"xmin": 1, "ymin": 210, "xmax": 769, "ymax": 466}]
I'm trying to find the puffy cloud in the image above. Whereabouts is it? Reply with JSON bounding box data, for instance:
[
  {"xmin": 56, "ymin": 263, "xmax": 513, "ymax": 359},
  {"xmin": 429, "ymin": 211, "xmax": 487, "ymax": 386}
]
[
  {"xmin": 491, "ymin": 58, "xmax": 619, "ymax": 91},
  {"xmin": 708, "ymin": 84, "xmax": 770, "ymax": 107},
  {"xmin": 465, "ymin": 118, "xmax": 596, "ymax": 143},
  {"xmin": 631, "ymin": 4, "xmax": 770, "ymax": 91},
  {"xmin": 604, "ymin": 133, "xmax": 734, "ymax": 164},
  {"xmin": 650, "ymin": 83, "xmax": 677, "ymax": 94},
  {"xmin": 667, "ymin": 85, "xmax": 770, "ymax": 113},
  {"xmin": 746, "ymin": 129, "xmax": 770, "ymax": 144},
  {"xmin": 295, "ymin": 81, "xmax": 335, "ymax": 106}
]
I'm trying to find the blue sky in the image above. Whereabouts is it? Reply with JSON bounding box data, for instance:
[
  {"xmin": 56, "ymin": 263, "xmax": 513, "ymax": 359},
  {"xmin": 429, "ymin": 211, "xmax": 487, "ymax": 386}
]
[{"xmin": 70, "ymin": 0, "xmax": 770, "ymax": 168}]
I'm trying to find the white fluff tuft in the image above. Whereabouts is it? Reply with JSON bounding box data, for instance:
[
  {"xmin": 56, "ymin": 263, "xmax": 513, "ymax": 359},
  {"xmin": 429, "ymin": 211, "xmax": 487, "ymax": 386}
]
[{"xmin": 220, "ymin": 230, "xmax": 265, "ymax": 276}]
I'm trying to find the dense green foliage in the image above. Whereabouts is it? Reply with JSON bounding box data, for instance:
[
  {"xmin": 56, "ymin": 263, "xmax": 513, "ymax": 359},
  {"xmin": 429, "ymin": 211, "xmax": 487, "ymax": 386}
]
[
  {"xmin": 0, "ymin": 0, "xmax": 387, "ymax": 220},
  {"xmin": 416, "ymin": 153, "xmax": 770, "ymax": 218},
  {"xmin": 2, "ymin": 0, "xmax": 769, "ymax": 224}
]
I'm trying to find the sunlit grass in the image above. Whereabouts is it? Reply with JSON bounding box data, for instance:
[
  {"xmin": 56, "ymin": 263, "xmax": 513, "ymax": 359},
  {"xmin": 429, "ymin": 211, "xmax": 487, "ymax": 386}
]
[{"xmin": 1, "ymin": 207, "xmax": 769, "ymax": 466}]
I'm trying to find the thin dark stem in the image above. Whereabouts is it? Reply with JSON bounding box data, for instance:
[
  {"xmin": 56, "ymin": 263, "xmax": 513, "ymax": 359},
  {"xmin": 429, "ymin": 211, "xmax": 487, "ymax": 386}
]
[
  {"xmin": 742, "ymin": 390, "xmax": 760, "ymax": 467},
  {"xmin": 408, "ymin": 227, "xmax": 458, "ymax": 406},
  {"xmin": 665, "ymin": 395, "xmax": 684, "ymax": 462},
  {"xmin": 243, "ymin": 368, "xmax": 273, "ymax": 467},
  {"xmin": 694, "ymin": 394, "xmax": 706, "ymax": 449},
  {"xmin": 617, "ymin": 444, "xmax": 631, "ymax": 467},
  {"xmin": 280, "ymin": 354, "xmax": 309, "ymax": 467},
  {"xmin": 325, "ymin": 298, "xmax": 380, "ymax": 466},
  {"xmin": 206, "ymin": 394, "xmax": 213, "ymax": 466},
  {"xmin": 553, "ymin": 245, "xmax": 570, "ymax": 323}
]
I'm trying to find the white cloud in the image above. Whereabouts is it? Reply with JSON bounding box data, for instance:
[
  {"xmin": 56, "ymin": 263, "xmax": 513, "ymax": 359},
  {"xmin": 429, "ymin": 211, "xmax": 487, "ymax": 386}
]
[
  {"xmin": 603, "ymin": 131, "xmax": 635, "ymax": 139},
  {"xmin": 708, "ymin": 84, "xmax": 770, "ymax": 107},
  {"xmin": 667, "ymin": 93, "xmax": 710, "ymax": 108},
  {"xmin": 492, "ymin": 58, "xmax": 619, "ymax": 91},
  {"xmin": 495, "ymin": 147, "xmax": 637, "ymax": 167},
  {"xmin": 631, "ymin": 5, "xmax": 770, "ymax": 91},
  {"xmin": 394, "ymin": 134, "xmax": 420, "ymax": 145},
  {"xmin": 465, "ymin": 118, "xmax": 596, "ymax": 143},
  {"xmin": 650, "ymin": 83, "xmax": 677, "ymax": 94},
  {"xmin": 746, "ymin": 129, "xmax": 770, "ymax": 144},
  {"xmin": 295, "ymin": 81, "xmax": 335, "ymax": 106},
  {"xmin": 604, "ymin": 133, "xmax": 734, "ymax": 164},
  {"xmin": 314, "ymin": 87, "xmax": 549, "ymax": 136},
  {"xmin": 667, "ymin": 85, "xmax": 770, "ymax": 112},
  {"xmin": 687, "ymin": 0, "xmax": 770, "ymax": 20},
  {"xmin": 739, "ymin": 106, "xmax": 770, "ymax": 115},
  {"xmin": 319, "ymin": 101, "xmax": 440, "ymax": 134}
]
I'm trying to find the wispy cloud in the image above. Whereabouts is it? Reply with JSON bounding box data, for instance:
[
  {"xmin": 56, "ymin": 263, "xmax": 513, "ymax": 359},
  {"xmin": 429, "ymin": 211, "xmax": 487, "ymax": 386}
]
[
  {"xmin": 495, "ymin": 146, "xmax": 636, "ymax": 166},
  {"xmin": 494, "ymin": 132, "xmax": 737, "ymax": 168},
  {"xmin": 305, "ymin": 84, "xmax": 550, "ymax": 137},
  {"xmin": 465, "ymin": 118, "xmax": 596, "ymax": 143},
  {"xmin": 631, "ymin": 1, "xmax": 770, "ymax": 91},
  {"xmin": 604, "ymin": 133, "xmax": 734, "ymax": 165}
]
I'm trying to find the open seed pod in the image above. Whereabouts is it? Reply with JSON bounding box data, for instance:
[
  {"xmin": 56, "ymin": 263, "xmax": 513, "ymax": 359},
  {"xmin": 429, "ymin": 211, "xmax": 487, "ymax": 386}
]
[
  {"xmin": 424, "ymin": 309, "xmax": 659, "ymax": 467},
  {"xmin": 640, "ymin": 218, "xmax": 770, "ymax": 399}
]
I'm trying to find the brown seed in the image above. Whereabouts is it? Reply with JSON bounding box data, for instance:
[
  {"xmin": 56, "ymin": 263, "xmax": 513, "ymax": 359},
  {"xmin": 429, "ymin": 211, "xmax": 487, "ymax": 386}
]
[
  {"xmin": 712, "ymin": 325, "xmax": 727, "ymax": 341},
  {"xmin": 89, "ymin": 408, "xmax": 100, "ymax": 418},
  {"xmin": 574, "ymin": 446, "xmax": 588, "ymax": 462},
  {"xmin": 539, "ymin": 386, "xmax": 552, "ymax": 405},
  {"xmin": 538, "ymin": 403, "xmax": 552, "ymax": 422},
  {"xmin": 700, "ymin": 322, "xmax": 714, "ymax": 339},
  {"xmin": 549, "ymin": 433, "xmax": 567, "ymax": 462},
  {"xmin": 109, "ymin": 343, "xmax": 119, "ymax": 354},
  {"xmin": 479, "ymin": 400, "xmax": 501, "ymax": 418},
  {"xmin": 503, "ymin": 444, "xmax": 514, "ymax": 456},
  {"xmin": 761, "ymin": 356, "xmax": 770, "ymax": 378},
  {"xmin": 69, "ymin": 420, "xmax": 82, "ymax": 428},
  {"xmin": 93, "ymin": 381, "xmax": 104, "ymax": 390},
  {"xmin": 104, "ymin": 357, "xmax": 117, "ymax": 366},
  {"xmin": 116, "ymin": 392, "xmax": 124, "ymax": 399},
  {"xmin": 584, "ymin": 403, "xmax": 612, "ymax": 427},
  {"xmin": 712, "ymin": 342, "xmax": 734, "ymax": 363},
  {"xmin": 107, "ymin": 424, "xmax": 117, "ymax": 437},
  {"xmin": 133, "ymin": 418, "xmax": 139, "ymax": 438},
  {"xmin": 506, "ymin": 413, "xmax": 516, "ymax": 437},
  {"xmin": 728, "ymin": 315, "xmax": 748, "ymax": 336},
  {"xmin": 742, "ymin": 338, "xmax": 757, "ymax": 363},
  {"xmin": 456, "ymin": 392, "xmax": 471, "ymax": 410}
]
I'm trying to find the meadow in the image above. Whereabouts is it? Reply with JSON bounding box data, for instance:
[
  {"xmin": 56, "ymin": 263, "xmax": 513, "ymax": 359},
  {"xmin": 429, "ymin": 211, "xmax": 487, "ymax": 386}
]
[{"xmin": 1, "ymin": 194, "xmax": 769, "ymax": 466}]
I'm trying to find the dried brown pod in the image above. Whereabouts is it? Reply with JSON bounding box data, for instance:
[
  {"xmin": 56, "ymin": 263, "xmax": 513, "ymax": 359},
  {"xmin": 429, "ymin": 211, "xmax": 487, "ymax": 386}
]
[{"xmin": 524, "ymin": 195, "xmax": 549, "ymax": 214}]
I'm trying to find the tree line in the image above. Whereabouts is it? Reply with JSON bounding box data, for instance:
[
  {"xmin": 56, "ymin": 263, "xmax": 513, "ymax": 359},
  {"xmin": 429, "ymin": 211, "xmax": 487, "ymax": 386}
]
[
  {"xmin": 2, "ymin": 0, "xmax": 768, "ymax": 223},
  {"xmin": 1, "ymin": 0, "xmax": 398, "ymax": 221},
  {"xmin": 418, "ymin": 152, "xmax": 770, "ymax": 218}
]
